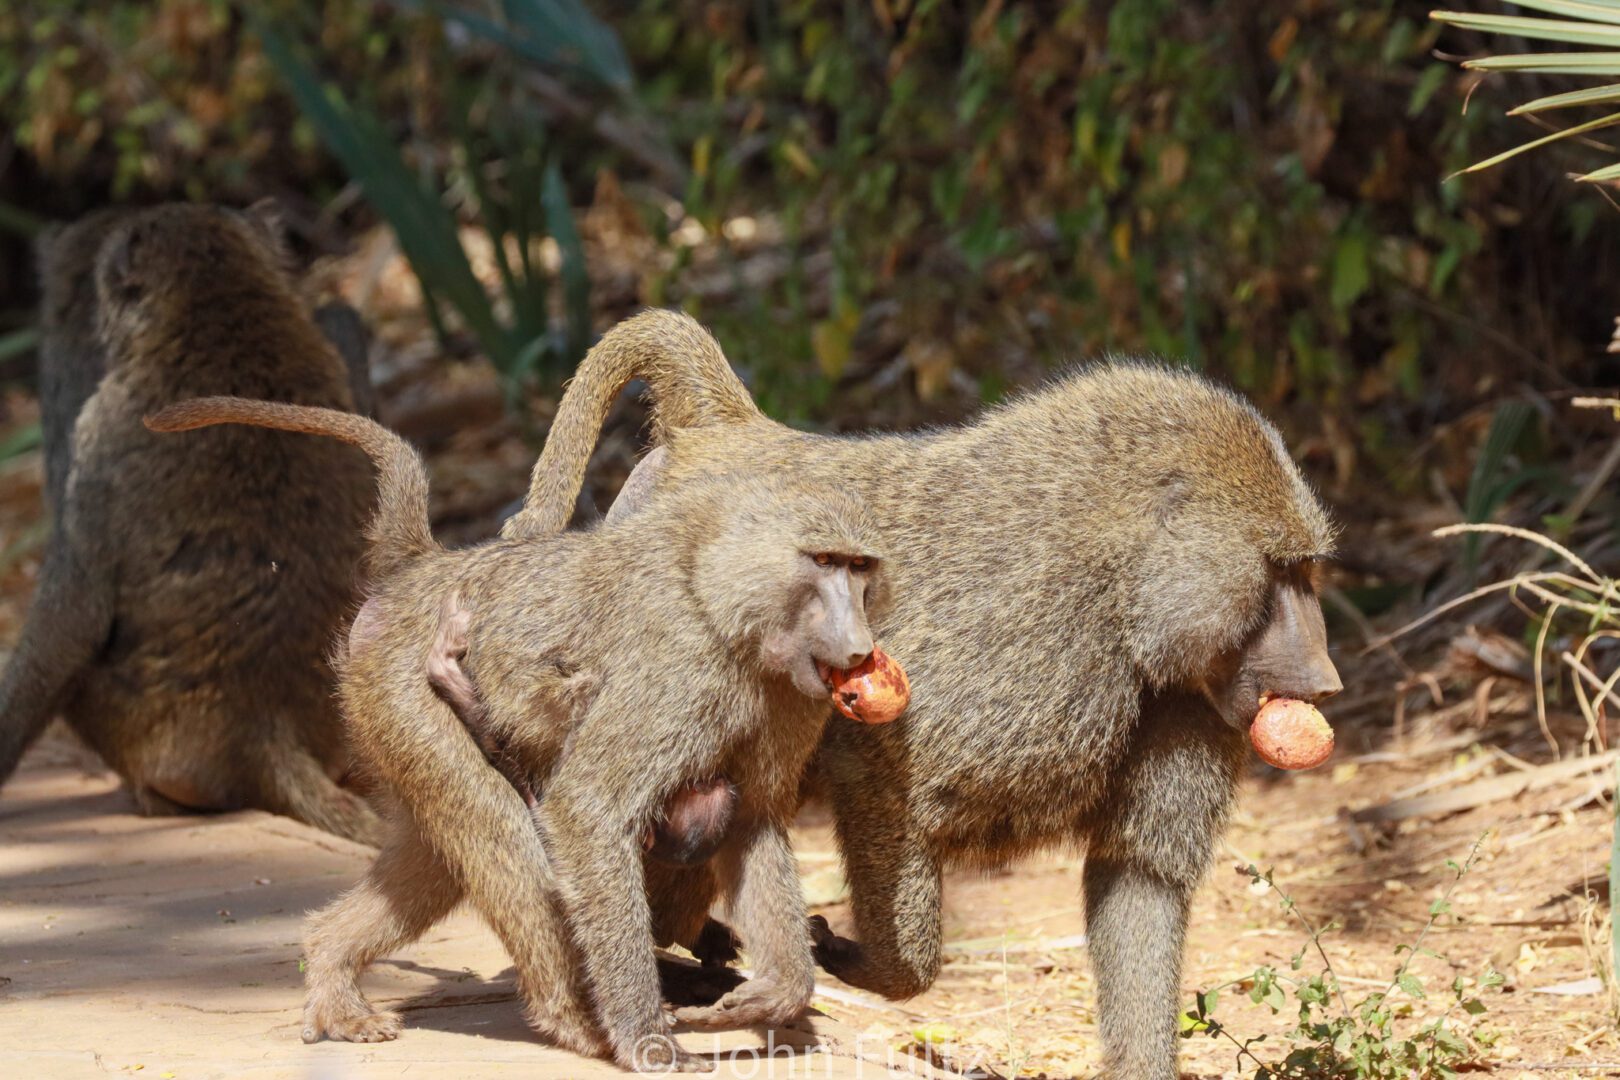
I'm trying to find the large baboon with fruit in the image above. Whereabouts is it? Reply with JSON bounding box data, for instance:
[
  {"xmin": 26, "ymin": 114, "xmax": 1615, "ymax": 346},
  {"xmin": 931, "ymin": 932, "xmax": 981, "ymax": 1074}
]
[{"xmin": 499, "ymin": 309, "xmax": 1341, "ymax": 1079}]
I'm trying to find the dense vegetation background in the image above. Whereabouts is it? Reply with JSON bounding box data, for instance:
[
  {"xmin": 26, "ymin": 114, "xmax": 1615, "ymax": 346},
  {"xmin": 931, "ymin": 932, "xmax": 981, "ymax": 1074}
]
[{"xmin": 0, "ymin": 0, "xmax": 1617, "ymax": 587}]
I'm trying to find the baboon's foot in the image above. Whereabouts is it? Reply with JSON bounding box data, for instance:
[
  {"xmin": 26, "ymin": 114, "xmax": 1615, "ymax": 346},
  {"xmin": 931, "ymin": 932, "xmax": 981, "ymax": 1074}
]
[
  {"xmin": 672, "ymin": 975, "xmax": 809, "ymax": 1030},
  {"xmin": 612, "ymin": 1033, "xmax": 713, "ymax": 1073},
  {"xmin": 301, "ymin": 997, "xmax": 401, "ymax": 1043}
]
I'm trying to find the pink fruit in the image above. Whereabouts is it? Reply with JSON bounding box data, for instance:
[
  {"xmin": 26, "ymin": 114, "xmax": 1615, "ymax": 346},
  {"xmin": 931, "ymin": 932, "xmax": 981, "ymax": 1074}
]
[
  {"xmin": 1250, "ymin": 698, "xmax": 1334, "ymax": 770},
  {"xmin": 820, "ymin": 646, "xmax": 910, "ymax": 725}
]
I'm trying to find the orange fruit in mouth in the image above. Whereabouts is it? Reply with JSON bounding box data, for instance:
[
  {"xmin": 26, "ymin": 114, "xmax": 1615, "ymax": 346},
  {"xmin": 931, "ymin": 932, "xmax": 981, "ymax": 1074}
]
[
  {"xmin": 1250, "ymin": 698, "xmax": 1333, "ymax": 770},
  {"xmin": 822, "ymin": 646, "xmax": 910, "ymax": 725}
]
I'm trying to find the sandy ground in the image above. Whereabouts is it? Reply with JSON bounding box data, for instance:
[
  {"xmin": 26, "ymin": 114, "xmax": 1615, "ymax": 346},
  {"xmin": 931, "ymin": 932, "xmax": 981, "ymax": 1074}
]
[
  {"xmin": 0, "ymin": 737, "xmax": 963, "ymax": 1080},
  {"xmin": 4, "ymin": 712, "xmax": 1618, "ymax": 1080}
]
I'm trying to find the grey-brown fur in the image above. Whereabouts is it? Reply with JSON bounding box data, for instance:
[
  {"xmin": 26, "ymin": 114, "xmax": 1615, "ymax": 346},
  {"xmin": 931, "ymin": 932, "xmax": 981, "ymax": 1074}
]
[
  {"xmin": 0, "ymin": 203, "xmax": 380, "ymax": 845},
  {"xmin": 500, "ymin": 309, "xmax": 1343, "ymax": 1079},
  {"xmin": 35, "ymin": 205, "xmax": 374, "ymax": 512},
  {"xmin": 144, "ymin": 396, "xmax": 893, "ymax": 1072}
]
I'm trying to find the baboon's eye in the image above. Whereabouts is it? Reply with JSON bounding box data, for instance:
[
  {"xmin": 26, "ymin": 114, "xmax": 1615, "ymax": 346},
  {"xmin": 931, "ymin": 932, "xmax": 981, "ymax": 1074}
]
[
  {"xmin": 850, "ymin": 556, "xmax": 870, "ymax": 572},
  {"xmin": 813, "ymin": 553, "xmax": 833, "ymax": 567}
]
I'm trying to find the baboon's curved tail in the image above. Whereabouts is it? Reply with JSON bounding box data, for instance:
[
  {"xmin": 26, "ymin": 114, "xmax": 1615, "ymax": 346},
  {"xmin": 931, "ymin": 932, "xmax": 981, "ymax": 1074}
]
[
  {"xmin": 144, "ymin": 397, "xmax": 436, "ymax": 579},
  {"xmin": 502, "ymin": 309, "xmax": 762, "ymax": 540}
]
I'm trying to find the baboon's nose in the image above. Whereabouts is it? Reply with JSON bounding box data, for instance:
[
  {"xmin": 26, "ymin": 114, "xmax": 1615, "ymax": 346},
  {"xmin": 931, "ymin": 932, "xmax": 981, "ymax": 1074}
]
[
  {"xmin": 1296, "ymin": 656, "xmax": 1343, "ymax": 702},
  {"xmin": 836, "ymin": 648, "xmax": 872, "ymax": 671},
  {"xmin": 830, "ymin": 631, "xmax": 874, "ymax": 672}
]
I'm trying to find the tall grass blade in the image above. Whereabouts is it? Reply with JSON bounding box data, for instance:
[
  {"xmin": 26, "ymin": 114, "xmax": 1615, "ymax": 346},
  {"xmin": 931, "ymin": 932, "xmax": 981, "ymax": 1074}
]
[
  {"xmin": 435, "ymin": 0, "xmax": 631, "ymax": 91},
  {"xmin": 1512, "ymin": 83, "xmax": 1620, "ymax": 112},
  {"xmin": 0, "ymin": 202, "xmax": 46, "ymax": 240},
  {"xmin": 1484, "ymin": 0, "xmax": 1620, "ymax": 21},
  {"xmin": 0, "ymin": 327, "xmax": 40, "ymax": 365},
  {"xmin": 1463, "ymin": 401, "xmax": 1535, "ymax": 575},
  {"xmin": 257, "ymin": 21, "xmax": 515, "ymax": 370},
  {"xmin": 0, "ymin": 420, "xmax": 42, "ymax": 463},
  {"xmin": 1465, "ymin": 52, "xmax": 1620, "ymax": 73},
  {"xmin": 543, "ymin": 161, "xmax": 591, "ymax": 366},
  {"xmin": 1433, "ymin": 11, "xmax": 1620, "ymax": 45},
  {"xmin": 1454, "ymin": 111, "xmax": 1620, "ymax": 175}
]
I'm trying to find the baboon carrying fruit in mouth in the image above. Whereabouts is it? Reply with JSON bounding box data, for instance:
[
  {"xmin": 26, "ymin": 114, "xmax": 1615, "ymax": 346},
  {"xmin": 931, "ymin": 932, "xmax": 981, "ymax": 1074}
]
[
  {"xmin": 498, "ymin": 309, "xmax": 1342, "ymax": 1079},
  {"xmin": 0, "ymin": 204, "xmax": 379, "ymax": 843},
  {"xmin": 144, "ymin": 395, "xmax": 901, "ymax": 1072}
]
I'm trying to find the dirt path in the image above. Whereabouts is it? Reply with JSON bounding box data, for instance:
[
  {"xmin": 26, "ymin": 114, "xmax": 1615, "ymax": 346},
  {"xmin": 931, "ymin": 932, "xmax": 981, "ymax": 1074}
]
[
  {"xmin": 799, "ymin": 730, "xmax": 1619, "ymax": 1079},
  {"xmin": 0, "ymin": 741, "xmax": 958, "ymax": 1080},
  {"xmin": 5, "ymin": 722, "xmax": 1615, "ymax": 1080}
]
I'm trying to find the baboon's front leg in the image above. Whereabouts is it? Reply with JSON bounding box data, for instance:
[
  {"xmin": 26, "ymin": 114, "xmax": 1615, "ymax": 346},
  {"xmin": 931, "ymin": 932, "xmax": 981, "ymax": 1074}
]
[
  {"xmin": 673, "ymin": 822, "xmax": 814, "ymax": 1029},
  {"xmin": 811, "ymin": 775, "xmax": 942, "ymax": 999},
  {"xmin": 1081, "ymin": 692, "xmax": 1243, "ymax": 1080}
]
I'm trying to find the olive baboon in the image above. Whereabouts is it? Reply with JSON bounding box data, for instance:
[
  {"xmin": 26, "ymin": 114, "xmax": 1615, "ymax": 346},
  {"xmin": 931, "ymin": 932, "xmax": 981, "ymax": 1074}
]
[
  {"xmin": 499, "ymin": 309, "xmax": 1342, "ymax": 1080},
  {"xmin": 0, "ymin": 204, "xmax": 380, "ymax": 844},
  {"xmin": 144, "ymin": 395, "xmax": 895, "ymax": 1072},
  {"xmin": 34, "ymin": 206, "xmax": 374, "ymax": 511}
]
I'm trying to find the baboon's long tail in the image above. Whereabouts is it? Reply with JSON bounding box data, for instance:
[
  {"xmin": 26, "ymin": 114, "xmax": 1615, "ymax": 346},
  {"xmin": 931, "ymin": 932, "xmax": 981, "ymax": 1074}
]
[
  {"xmin": 144, "ymin": 397, "xmax": 436, "ymax": 579},
  {"xmin": 502, "ymin": 309, "xmax": 762, "ymax": 540}
]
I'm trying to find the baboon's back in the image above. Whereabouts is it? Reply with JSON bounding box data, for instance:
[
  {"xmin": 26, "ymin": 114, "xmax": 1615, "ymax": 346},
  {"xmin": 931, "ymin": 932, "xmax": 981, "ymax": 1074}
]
[{"xmin": 42, "ymin": 206, "xmax": 374, "ymax": 805}]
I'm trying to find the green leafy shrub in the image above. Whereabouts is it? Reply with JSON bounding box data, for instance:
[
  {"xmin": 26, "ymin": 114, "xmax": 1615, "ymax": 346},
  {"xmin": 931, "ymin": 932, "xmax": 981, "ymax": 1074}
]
[
  {"xmin": 1183, "ymin": 837, "xmax": 1502, "ymax": 1079},
  {"xmin": 0, "ymin": 1, "xmax": 432, "ymax": 200},
  {"xmin": 257, "ymin": 1, "xmax": 617, "ymax": 385},
  {"xmin": 610, "ymin": 0, "xmax": 1526, "ymax": 423}
]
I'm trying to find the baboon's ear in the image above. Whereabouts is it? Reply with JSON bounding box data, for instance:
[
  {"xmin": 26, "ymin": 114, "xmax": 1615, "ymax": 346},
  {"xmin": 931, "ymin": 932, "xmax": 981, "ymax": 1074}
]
[
  {"xmin": 95, "ymin": 223, "xmax": 145, "ymax": 307},
  {"xmin": 242, "ymin": 198, "xmax": 286, "ymax": 243},
  {"xmin": 240, "ymin": 198, "xmax": 294, "ymax": 266}
]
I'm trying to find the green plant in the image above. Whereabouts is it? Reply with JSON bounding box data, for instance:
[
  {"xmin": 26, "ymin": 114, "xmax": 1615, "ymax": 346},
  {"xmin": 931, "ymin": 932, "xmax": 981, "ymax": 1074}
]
[
  {"xmin": 1379, "ymin": 400, "xmax": 1619, "ymax": 1011},
  {"xmin": 1433, "ymin": 2, "xmax": 1620, "ymax": 179},
  {"xmin": 256, "ymin": 1, "xmax": 625, "ymax": 388},
  {"xmin": 1182, "ymin": 835, "xmax": 1502, "ymax": 1079},
  {"xmin": 1459, "ymin": 401, "xmax": 1557, "ymax": 578},
  {"xmin": 617, "ymin": 0, "xmax": 1514, "ymax": 426}
]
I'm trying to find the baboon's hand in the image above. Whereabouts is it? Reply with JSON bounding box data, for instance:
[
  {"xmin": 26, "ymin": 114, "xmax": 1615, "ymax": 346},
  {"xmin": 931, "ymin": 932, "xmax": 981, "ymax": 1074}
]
[
  {"xmin": 691, "ymin": 918, "xmax": 741, "ymax": 969},
  {"xmin": 808, "ymin": 914, "xmax": 863, "ymax": 978},
  {"xmin": 671, "ymin": 975, "xmax": 809, "ymax": 1030},
  {"xmin": 657, "ymin": 955, "xmax": 744, "ymax": 1008}
]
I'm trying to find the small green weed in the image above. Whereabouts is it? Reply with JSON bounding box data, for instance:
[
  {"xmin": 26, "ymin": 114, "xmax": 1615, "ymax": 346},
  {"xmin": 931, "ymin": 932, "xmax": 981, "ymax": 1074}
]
[{"xmin": 1182, "ymin": 834, "xmax": 1503, "ymax": 1079}]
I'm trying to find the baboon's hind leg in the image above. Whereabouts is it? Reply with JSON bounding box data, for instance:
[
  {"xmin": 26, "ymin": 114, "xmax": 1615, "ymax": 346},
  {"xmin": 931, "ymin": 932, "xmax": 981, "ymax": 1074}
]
[
  {"xmin": 302, "ymin": 818, "xmax": 462, "ymax": 1043},
  {"xmin": 674, "ymin": 823, "xmax": 815, "ymax": 1029}
]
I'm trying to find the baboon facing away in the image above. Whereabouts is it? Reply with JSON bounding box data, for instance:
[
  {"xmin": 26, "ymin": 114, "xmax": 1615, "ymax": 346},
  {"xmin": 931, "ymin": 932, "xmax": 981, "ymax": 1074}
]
[
  {"xmin": 0, "ymin": 204, "xmax": 380, "ymax": 844},
  {"xmin": 33, "ymin": 207, "xmax": 375, "ymax": 513},
  {"xmin": 145, "ymin": 396, "xmax": 896, "ymax": 1072},
  {"xmin": 500, "ymin": 309, "xmax": 1342, "ymax": 1079}
]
